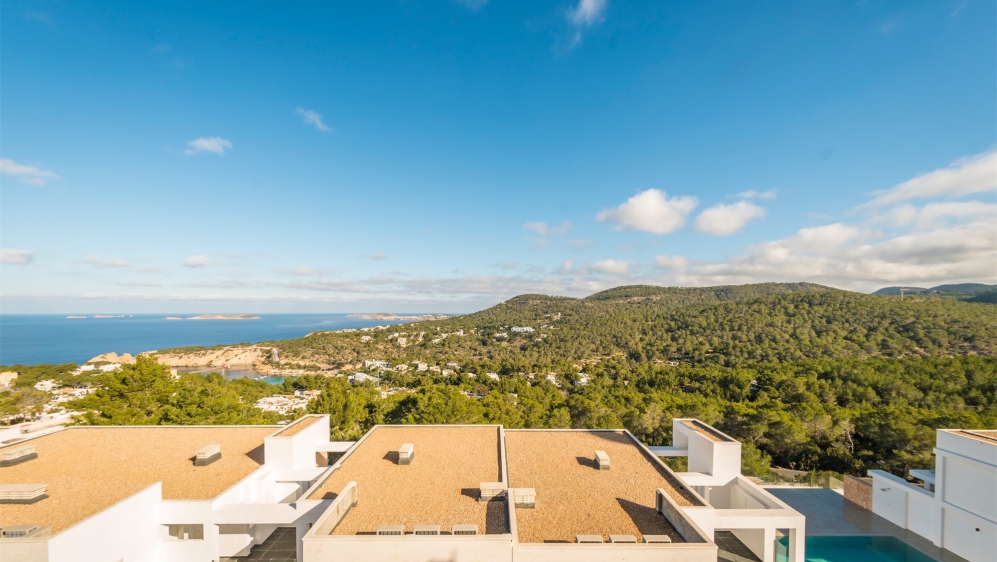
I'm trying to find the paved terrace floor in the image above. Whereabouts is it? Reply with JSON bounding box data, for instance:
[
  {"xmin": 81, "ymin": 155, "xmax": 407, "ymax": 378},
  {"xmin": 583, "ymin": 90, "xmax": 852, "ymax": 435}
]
[{"xmin": 767, "ymin": 488, "xmax": 969, "ymax": 562}]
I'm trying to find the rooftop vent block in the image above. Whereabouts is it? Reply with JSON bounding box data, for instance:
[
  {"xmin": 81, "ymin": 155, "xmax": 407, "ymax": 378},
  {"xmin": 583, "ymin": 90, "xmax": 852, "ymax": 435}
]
[
  {"xmin": 576, "ymin": 535, "xmax": 603, "ymax": 543},
  {"xmin": 452, "ymin": 524, "xmax": 479, "ymax": 536},
  {"xmin": 413, "ymin": 525, "xmax": 440, "ymax": 536},
  {"xmin": 398, "ymin": 443, "xmax": 414, "ymax": 465},
  {"xmin": 1, "ymin": 525, "xmax": 47, "ymax": 539},
  {"xmin": 511, "ymin": 488, "xmax": 536, "ymax": 508},
  {"xmin": 194, "ymin": 444, "xmax": 221, "ymax": 466},
  {"xmin": 0, "ymin": 445, "xmax": 37, "ymax": 467},
  {"xmin": 609, "ymin": 534, "xmax": 637, "ymax": 543},
  {"xmin": 643, "ymin": 535, "xmax": 673, "ymax": 543},
  {"xmin": 479, "ymin": 481, "xmax": 507, "ymax": 502},
  {"xmin": 0, "ymin": 484, "xmax": 48, "ymax": 505},
  {"xmin": 376, "ymin": 525, "xmax": 404, "ymax": 536},
  {"xmin": 595, "ymin": 450, "xmax": 610, "ymax": 471}
]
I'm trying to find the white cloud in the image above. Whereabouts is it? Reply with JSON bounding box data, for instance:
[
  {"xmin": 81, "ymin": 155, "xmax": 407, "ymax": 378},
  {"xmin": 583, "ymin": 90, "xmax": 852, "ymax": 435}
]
[
  {"xmin": 281, "ymin": 267, "xmax": 327, "ymax": 276},
  {"xmin": 885, "ymin": 201, "xmax": 997, "ymax": 227},
  {"xmin": 182, "ymin": 254, "xmax": 210, "ymax": 268},
  {"xmin": 678, "ymin": 220, "xmax": 995, "ymax": 289},
  {"xmin": 568, "ymin": 0, "xmax": 607, "ymax": 27},
  {"xmin": 361, "ymin": 252, "xmax": 386, "ymax": 260},
  {"xmin": 184, "ymin": 137, "xmax": 232, "ymax": 155},
  {"xmin": 592, "ymin": 259, "xmax": 629, "ymax": 274},
  {"xmin": 295, "ymin": 107, "xmax": 331, "ymax": 132},
  {"xmin": 0, "ymin": 249, "xmax": 34, "ymax": 264},
  {"xmin": 596, "ymin": 189, "xmax": 698, "ymax": 235},
  {"xmin": 0, "ymin": 158, "xmax": 61, "ymax": 186},
  {"xmin": 694, "ymin": 201, "xmax": 767, "ymax": 235},
  {"xmin": 861, "ymin": 149, "xmax": 997, "ymax": 208},
  {"xmin": 559, "ymin": 260, "xmax": 575, "ymax": 274},
  {"xmin": 565, "ymin": 0, "xmax": 607, "ymax": 48},
  {"xmin": 654, "ymin": 255, "xmax": 689, "ymax": 269},
  {"xmin": 83, "ymin": 255, "xmax": 131, "ymax": 268},
  {"xmin": 739, "ymin": 189, "xmax": 778, "ymax": 199},
  {"xmin": 523, "ymin": 221, "xmax": 571, "ymax": 236}
]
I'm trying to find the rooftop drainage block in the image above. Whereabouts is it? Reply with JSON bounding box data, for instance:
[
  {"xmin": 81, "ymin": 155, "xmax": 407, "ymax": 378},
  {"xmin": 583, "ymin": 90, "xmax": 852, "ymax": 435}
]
[
  {"xmin": 0, "ymin": 445, "xmax": 37, "ymax": 467},
  {"xmin": 194, "ymin": 444, "xmax": 221, "ymax": 466},
  {"xmin": 0, "ymin": 484, "xmax": 48, "ymax": 505}
]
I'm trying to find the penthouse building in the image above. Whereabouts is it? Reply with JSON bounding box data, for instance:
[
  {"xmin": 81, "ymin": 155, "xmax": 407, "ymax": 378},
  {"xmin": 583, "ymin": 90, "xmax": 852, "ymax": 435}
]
[
  {"xmin": 868, "ymin": 429, "xmax": 996, "ymax": 562},
  {"xmin": 0, "ymin": 416, "xmax": 805, "ymax": 562}
]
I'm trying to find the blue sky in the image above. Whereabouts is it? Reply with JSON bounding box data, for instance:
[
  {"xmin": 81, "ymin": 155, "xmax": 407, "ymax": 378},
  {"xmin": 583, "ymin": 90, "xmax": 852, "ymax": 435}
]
[{"xmin": 1, "ymin": 0, "xmax": 995, "ymax": 313}]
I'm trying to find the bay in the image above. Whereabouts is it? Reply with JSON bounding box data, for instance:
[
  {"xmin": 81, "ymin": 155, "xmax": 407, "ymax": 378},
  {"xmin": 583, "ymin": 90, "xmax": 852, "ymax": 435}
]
[{"xmin": 0, "ymin": 314, "xmax": 417, "ymax": 366}]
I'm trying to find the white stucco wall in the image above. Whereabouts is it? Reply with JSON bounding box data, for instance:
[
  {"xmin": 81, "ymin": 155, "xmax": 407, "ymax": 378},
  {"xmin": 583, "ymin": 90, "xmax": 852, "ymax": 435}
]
[
  {"xmin": 304, "ymin": 535, "xmax": 512, "ymax": 562},
  {"xmin": 48, "ymin": 483, "xmax": 162, "ymax": 562}
]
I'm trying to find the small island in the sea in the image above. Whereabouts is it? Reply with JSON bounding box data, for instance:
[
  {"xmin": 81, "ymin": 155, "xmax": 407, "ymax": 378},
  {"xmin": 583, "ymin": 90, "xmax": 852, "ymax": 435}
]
[
  {"xmin": 94, "ymin": 314, "xmax": 125, "ymax": 318},
  {"xmin": 186, "ymin": 314, "xmax": 261, "ymax": 320},
  {"xmin": 349, "ymin": 312, "xmax": 449, "ymax": 321},
  {"xmin": 66, "ymin": 315, "xmax": 87, "ymax": 319},
  {"xmin": 164, "ymin": 316, "xmax": 184, "ymax": 320}
]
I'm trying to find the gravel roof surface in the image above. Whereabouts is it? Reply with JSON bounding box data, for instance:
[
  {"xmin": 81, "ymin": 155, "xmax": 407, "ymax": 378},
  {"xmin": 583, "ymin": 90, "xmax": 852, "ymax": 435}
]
[
  {"xmin": 308, "ymin": 425, "xmax": 506, "ymax": 535},
  {"xmin": 505, "ymin": 430, "xmax": 696, "ymax": 544},
  {"xmin": 958, "ymin": 430, "xmax": 997, "ymax": 443},
  {"xmin": 274, "ymin": 414, "xmax": 321, "ymax": 437},
  {"xmin": 682, "ymin": 420, "xmax": 732, "ymax": 442},
  {"xmin": 0, "ymin": 425, "xmax": 275, "ymax": 533}
]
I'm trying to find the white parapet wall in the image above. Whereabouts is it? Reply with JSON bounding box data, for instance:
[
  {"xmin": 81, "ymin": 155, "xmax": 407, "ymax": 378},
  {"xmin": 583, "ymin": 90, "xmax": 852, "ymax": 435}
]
[{"xmin": 869, "ymin": 470, "xmax": 938, "ymax": 542}]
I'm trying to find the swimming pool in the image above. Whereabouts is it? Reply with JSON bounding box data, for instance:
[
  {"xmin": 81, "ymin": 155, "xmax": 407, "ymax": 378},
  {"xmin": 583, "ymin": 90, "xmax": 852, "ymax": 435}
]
[{"xmin": 779, "ymin": 536, "xmax": 938, "ymax": 562}]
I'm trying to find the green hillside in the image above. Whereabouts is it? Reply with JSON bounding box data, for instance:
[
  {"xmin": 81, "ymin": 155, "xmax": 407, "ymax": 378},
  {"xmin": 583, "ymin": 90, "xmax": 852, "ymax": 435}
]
[
  {"xmin": 275, "ymin": 284, "xmax": 996, "ymax": 368},
  {"xmin": 11, "ymin": 282, "xmax": 995, "ymax": 481}
]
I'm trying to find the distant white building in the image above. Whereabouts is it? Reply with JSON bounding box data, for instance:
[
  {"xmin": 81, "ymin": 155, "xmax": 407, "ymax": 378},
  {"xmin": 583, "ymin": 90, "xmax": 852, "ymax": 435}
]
[
  {"xmin": 71, "ymin": 365, "xmax": 96, "ymax": 375},
  {"xmin": 575, "ymin": 373, "xmax": 590, "ymax": 386},
  {"xmin": 446, "ymin": 362, "xmax": 460, "ymax": 369},
  {"xmin": 363, "ymin": 360, "xmax": 390, "ymax": 370},
  {"xmin": 487, "ymin": 373, "xmax": 500, "ymax": 381},
  {"xmin": 428, "ymin": 366, "xmax": 441, "ymax": 372},
  {"xmin": 511, "ymin": 326, "xmax": 534, "ymax": 333},
  {"xmin": 348, "ymin": 373, "xmax": 378, "ymax": 384},
  {"xmin": 545, "ymin": 373, "xmax": 560, "ymax": 387},
  {"xmin": 414, "ymin": 362, "xmax": 428, "ymax": 371},
  {"xmin": 34, "ymin": 380, "xmax": 59, "ymax": 392},
  {"xmin": 254, "ymin": 395, "xmax": 310, "ymax": 414},
  {"xmin": 359, "ymin": 335, "xmax": 372, "ymax": 343},
  {"xmin": 98, "ymin": 363, "xmax": 122, "ymax": 372}
]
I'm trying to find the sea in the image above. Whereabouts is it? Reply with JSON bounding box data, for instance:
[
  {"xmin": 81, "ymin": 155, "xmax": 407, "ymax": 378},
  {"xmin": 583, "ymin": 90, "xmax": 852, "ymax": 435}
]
[{"xmin": 0, "ymin": 314, "xmax": 418, "ymax": 367}]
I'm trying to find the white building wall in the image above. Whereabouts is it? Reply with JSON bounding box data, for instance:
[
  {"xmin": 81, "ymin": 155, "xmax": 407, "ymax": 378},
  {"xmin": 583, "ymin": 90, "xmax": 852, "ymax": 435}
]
[
  {"xmin": 304, "ymin": 536, "xmax": 512, "ymax": 562},
  {"xmin": 47, "ymin": 484, "xmax": 162, "ymax": 562},
  {"xmin": 941, "ymin": 507, "xmax": 997, "ymax": 562},
  {"xmin": 940, "ymin": 455, "xmax": 996, "ymax": 522}
]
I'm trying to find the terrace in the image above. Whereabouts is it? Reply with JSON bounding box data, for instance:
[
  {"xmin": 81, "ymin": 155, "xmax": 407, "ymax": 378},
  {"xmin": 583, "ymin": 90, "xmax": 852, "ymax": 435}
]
[
  {"xmin": 0, "ymin": 425, "xmax": 277, "ymax": 534},
  {"xmin": 503, "ymin": 429, "xmax": 702, "ymax": 544},
  {"xmin": 306, "ymin": 425, "xmax": 506, "ymax": 535}
]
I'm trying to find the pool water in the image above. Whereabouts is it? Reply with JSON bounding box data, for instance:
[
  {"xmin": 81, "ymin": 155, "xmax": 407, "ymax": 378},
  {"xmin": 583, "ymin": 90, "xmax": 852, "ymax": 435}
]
[{"xmin": 779, "ymin": 536, "xmax": 937, "ymax": 562}]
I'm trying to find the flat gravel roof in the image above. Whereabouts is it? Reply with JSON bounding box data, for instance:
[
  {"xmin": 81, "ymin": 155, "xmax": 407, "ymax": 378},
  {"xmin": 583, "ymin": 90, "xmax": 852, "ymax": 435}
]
[
  {"xmin": 504, "ymin": 430, "xmax": 697, "ymax": 544},
  {"xmin": 0, "ymin": 425, "xmax": 276, "ymax": 533},
  {"xmin": 309, "ymin": 425, "xmax": 506, "ymax": 535}
]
